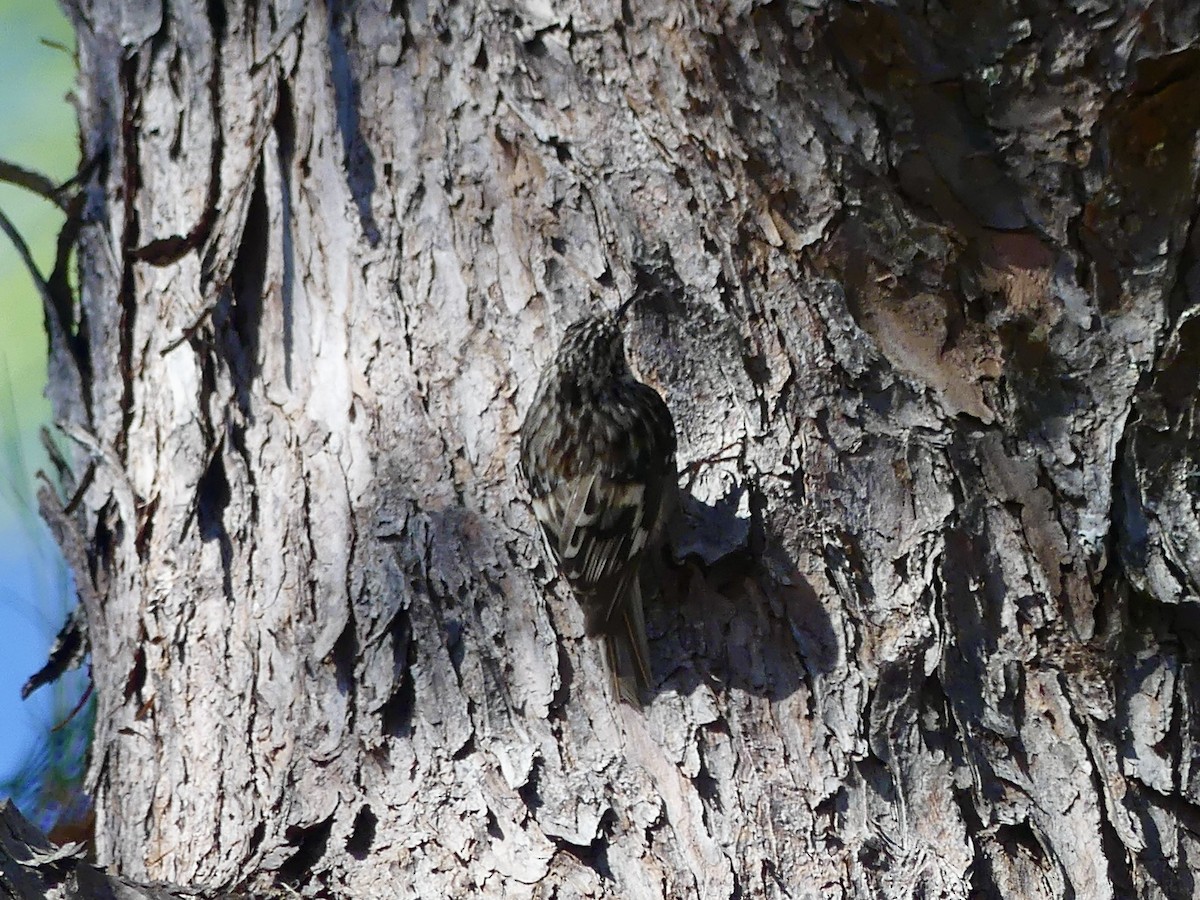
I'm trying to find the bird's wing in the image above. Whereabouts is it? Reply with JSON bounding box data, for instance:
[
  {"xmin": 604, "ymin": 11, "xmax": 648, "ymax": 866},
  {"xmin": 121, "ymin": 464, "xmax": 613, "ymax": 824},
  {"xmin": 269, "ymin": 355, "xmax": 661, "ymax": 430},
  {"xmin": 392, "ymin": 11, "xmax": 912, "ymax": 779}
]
[{"xmin": 539, "ymin": 472, "xmax": 647, "ymax": 623}]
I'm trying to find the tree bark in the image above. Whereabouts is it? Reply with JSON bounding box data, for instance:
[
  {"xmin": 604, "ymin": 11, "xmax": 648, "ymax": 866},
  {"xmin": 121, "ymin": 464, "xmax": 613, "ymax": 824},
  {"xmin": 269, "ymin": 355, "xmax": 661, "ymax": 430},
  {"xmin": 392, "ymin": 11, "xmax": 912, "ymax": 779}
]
[{"xmin": 47, "ymin": 0, "xmax": 1200, "ymax": 896}]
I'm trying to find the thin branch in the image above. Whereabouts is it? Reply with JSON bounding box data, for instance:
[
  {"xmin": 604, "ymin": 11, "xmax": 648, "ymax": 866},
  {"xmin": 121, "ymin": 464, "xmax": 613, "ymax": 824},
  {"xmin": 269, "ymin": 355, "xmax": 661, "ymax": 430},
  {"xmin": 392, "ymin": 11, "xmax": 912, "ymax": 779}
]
[
  {"xmin": 39, "ymin": 37, "xmax": 74, "ymax": 57},
  {"xmin": 0, "ymin": 199, "xmax": 84, "ymax": 356},
  {"xmin": 54, "ymin": 149, "xmax": 104, "ymax": 196},
  {"xmin": 0, "ymin": 206, "xmax": 55, "ymax": 312},
  {"xmin": 0, "ymin": 159, "xmax": 66, "ymax": 209}
]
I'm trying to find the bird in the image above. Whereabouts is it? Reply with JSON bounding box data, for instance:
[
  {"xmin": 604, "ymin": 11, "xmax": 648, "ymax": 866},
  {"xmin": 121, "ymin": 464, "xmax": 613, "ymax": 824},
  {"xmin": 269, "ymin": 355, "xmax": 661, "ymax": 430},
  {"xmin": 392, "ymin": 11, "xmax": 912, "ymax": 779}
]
[{"xmin": 518, "ymin": 297, "xmax": 677, "ymax": 706}]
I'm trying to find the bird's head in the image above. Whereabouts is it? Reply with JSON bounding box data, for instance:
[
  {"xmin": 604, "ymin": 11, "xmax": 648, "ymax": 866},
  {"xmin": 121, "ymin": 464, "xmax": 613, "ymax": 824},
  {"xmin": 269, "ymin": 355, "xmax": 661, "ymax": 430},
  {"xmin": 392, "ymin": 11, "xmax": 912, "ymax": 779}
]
[{"xmin": 555, "ymin": 311, "xmax": 629, "ymax": 384}]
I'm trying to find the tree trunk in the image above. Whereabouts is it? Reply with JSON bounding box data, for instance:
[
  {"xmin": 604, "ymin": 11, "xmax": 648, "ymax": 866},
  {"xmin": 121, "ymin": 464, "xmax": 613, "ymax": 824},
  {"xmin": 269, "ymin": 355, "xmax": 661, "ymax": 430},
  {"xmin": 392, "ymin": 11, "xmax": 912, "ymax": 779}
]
[{"xmin": 47, "ymin": 0, "xmax": 1200, "ymax": 896}]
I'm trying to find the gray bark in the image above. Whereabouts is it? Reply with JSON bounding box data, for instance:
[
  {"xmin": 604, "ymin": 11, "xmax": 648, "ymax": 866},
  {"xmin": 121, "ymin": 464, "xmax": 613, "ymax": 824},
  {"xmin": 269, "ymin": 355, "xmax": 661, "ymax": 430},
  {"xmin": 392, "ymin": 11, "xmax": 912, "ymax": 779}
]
[{"xmin": 45, "ymin": 0, "xmax": 1200, "ymax": 896}]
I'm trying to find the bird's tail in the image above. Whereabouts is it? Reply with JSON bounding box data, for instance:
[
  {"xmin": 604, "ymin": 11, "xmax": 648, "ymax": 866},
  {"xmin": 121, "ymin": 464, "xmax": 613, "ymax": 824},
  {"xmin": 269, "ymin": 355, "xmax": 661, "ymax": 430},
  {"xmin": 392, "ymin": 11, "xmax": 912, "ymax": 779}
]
[{"xmin": 604, "ymin": 579, "xmax": 653, "ymax": 707}]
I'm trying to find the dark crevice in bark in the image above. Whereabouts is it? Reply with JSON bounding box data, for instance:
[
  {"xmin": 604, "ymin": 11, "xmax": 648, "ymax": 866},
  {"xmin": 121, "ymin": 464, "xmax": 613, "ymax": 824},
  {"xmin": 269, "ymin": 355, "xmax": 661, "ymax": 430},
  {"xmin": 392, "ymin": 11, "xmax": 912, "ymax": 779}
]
[
  {"xmin": 245, "ymin": 819, "xmax": 266, "ymax": 864},
  {"xmin": 552, "ymin": 808, "xmax": 617, "ymax": 885},
  {"xmin": 452, "ymin": 734, "xmax": 476, "ymax": 762},
  {"xmin": 445, "ymin": 612, "xmax": 466, "ymax": 677},
  {"xmin": 115, "ymin": 52, "xmax": 143, "ymax": 463},
  {"xmin": 88, "ymin": 500, "xmax": 120, "ymax": 594},
  {"xmin": 549, "ymin": 632, "xmax": 574, "ymax": 713},
  {"xmin": 196, "ymin": 451, "xmax": 231, "ymax": 544},
  {"xmin": 380, "ymin": 609, "xmax": 415, "ymax": 738},
  {"xmin": 134, "ymin": 493, "xmax": 158, "ymax": 563},
  {"xmin": 517, "ymin": 755, "xmax": 543, "ymax": 814},
  {"xmin": 226, "ymin": 161, "xmax": 268, "ymax": 418},
  {"xmin": 274, "ymin": 79, "xmax": 297, "ymax": 388},
  {"xmin": 483, "ymin": 808, "xmax": 501, "ymax": 840},
  {"xmin": 345, "ymin": 805, "xmax": 376, "ymax": 860},
  {"xmin": 278, "ymin": 815, "xmax": 333, "ymax": 887},
  {"xmin": 327, "ymin": 1, "xmax": 380, "ymax": 247},
  {"xmin": 196, "ymin": 448, "xmax": 235, "ymax": 605},
  {"xmin": 390, "ymin": 0, "xmax": 415, "ymax": 57},
  {"xmin": 1000, "ymin": 821, "xmax": 1053, "ymax": 884},
  {"xmin": 332, "ymin": 611, "xmax": 358, "ymax": 697},
  {"xmin": 206, "ymin": 0, "xmax": 227, "ymax": 40},
  {"xmin": 692, "ymin": 754, "xmax": 721, "ymax": 817},
  {"xmin": 123, "ymin": 641, "xmax": 146, "ymax": 704}
]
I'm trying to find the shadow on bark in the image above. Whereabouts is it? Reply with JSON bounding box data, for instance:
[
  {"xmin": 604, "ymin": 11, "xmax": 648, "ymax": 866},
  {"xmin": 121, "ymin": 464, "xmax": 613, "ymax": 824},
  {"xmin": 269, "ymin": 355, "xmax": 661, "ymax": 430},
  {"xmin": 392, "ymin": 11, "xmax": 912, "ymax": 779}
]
[
  {"xmin": 327, "ymin": 1, "xmax": 380, "ymax": 247},
  {"xmin": 648, "ymin": 488, "xmax": 837, "ymax": 703}
]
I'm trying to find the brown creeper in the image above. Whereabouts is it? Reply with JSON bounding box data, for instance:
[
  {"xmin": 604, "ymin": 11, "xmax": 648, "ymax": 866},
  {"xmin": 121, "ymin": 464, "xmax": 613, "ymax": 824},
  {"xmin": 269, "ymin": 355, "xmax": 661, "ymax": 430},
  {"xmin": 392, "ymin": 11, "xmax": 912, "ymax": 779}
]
[{"xmin": 519, "ymin": 301, "xmax": 677, "ymax": 706}]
